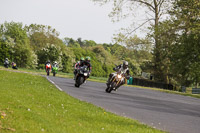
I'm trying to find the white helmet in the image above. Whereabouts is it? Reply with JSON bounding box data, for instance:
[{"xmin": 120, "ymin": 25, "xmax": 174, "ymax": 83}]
[
  {"xmin": 54, "ymin": 61, "xmax": 57, "ymax": 64},
  {"xmin": 123, "ymin": 61, "xmax": 128, "ymax": 69}
]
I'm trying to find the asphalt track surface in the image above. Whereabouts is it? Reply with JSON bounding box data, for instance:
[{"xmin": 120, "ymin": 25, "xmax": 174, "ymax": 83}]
[{"xmin": 47, "ymin": 76, "xmax": 200, "ymax": 133}]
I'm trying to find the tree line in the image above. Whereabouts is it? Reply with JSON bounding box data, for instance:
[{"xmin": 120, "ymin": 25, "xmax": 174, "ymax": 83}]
[{"xmin": 0, "ymin": 22, "xmax": 150, "ymax": 78}]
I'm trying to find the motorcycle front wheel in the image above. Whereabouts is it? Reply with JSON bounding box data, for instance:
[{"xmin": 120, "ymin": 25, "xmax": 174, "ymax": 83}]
[
  {"xmin": 75, "ymin": 76, "xmax": 84, "ymax": 88},
  {"xmin": 105, "ymin": 82, "xmax": 116, "ymax": 93},
  {"xmin": 47, "ymin": 70, "xmax": 50, "ymax": 76}
]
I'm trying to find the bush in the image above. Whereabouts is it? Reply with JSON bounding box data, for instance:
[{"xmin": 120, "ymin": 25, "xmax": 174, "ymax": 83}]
[{"xmin": 37, "ymin": 64, "xmax": 45, "ymax": 70}]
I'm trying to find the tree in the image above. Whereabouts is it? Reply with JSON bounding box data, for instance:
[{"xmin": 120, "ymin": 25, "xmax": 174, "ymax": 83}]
[
  {"xmin": 66, "ymin": 38, "xmax": 80, "ymax": 48},
  {"xmin": 155, "ymin": 20, "xmax": 176, "ymax": 83},
  {"xmin": 169, "ymin": 0, "xmax": 200, "ymax": 86},
  {"xmin": 113, "ymin": 34, "xmax": 153, "ymax": 62},
  {"xmin": 77, "ymin": 37, "xmax": 84, "ymax": 47},
  {"xmin": 0, "ymin": 22, "xmax": 35, "ymax": 68},
  {"xmin": 37, "ymin": 43, "xmax": 61, "ymax": 65},
  {"xmin": 83, "ymin": 40, "xmax": 97, "ymax": 47},
  {"xmin": 26, "ymin": 24, "xmax": 63, "ymax": 51},
  {"xmin": 93, "ymin": 0, "xmax": 173, "ymax": 82},
  {"xmin": 26, "ymin": 24, "xmax": 68, "ymax": 69}
]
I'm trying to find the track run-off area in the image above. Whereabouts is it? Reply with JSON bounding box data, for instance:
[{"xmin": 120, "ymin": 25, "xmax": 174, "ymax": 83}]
[{"xmin": 47, "ymin": 76, "xmax": 200, "ymax": 133}]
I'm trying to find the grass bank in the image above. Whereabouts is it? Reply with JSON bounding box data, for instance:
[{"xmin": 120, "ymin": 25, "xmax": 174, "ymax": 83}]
[
  {"xmin": 0, "ymin": 66, "xmax": 106, "ymax": 83},
  {"xmin": 0, "ymin": 70, "xmax": 164, "ymax": 133}
]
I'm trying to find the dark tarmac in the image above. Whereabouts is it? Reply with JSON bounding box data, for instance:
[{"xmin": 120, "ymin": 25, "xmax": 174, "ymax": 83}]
[{"xmin": 48, "ymin": 76, "xmax": 200, "ymax": 133}]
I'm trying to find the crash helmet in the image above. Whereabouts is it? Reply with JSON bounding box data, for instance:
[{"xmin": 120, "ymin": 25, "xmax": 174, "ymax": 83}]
[
  {"xmin": 54, "ymin": 61, "xmax": 57, "ymax": 64},
  {"xmin": 123, "ymin": 61, "xmax": 128, "ymax": 69},
  {"xmin": 85, "ymin": 56, "xmax": 91, "ymax": 62},
  {"xmin": 47, "ymin": 60, "xmax": 50, "ymax": 63},
  {"xmin": 80, "ymin": 57, "xmax": 84, "ymax": 62}
]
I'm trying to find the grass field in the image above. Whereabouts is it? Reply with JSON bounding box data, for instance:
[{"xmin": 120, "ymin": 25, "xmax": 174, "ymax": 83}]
[{"xmin": 0, "ymin": 70, "xmax": 165, "ymax": 133}]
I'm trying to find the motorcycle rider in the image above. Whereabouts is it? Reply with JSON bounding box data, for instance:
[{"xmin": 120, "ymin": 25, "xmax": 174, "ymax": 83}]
[
  {"xmin": 106, "ymin": 61, "xmax": 130, "ymax": 90},
  {"xmin": 80, "ymin": 56, "xmax": 92, "ymax": 77},
  {"xmin": 52, "ymin": 61, "xmax": 58, "ymax": 68},
  {"xmin": 74, "ymin": 57, "xmax": 85, "ymax": 79},
  {"xmin": 11, "ymin": 62, "xmax": 17, "ymax": 69},
  {"xmin": 52, "ymin": 61, "xmax": 58, "ymax": 76},
  {"xmin": 4, "ymin": 58, "xmax": 9, "ymax": 68},
  {"xmin": 45, "ymin": 60, "xmax": 51, "ymax": 72},
  {"xmin": 78, "ymin": 56, "xmax": 92, "ymax": 83}
]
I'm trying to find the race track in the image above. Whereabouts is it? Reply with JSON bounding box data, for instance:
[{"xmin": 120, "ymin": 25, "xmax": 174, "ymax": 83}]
[{"xmin": 47, "ymin": 76, "xmax": 200, "ymax": 133}]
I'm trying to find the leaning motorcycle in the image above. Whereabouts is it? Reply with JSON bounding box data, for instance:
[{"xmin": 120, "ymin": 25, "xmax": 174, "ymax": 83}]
[
  {"xmin": 45, "ymin": 63, "xmax": 51, "ymax": 76},
  {"xmin": 105, "ymin": 70, "xmax": 125, "ymax": 93},
  {"xmin": 75, "ymin": 65, "xmax": 89, "ymax": 87},
  {"xmin": 52, "ymin": 66, "xmax": 58, "ymax": 76}
]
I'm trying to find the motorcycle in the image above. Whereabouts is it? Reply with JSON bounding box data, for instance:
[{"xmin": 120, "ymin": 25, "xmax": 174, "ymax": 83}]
[
  {"xmin": 52, "ymin": 65, "xmax": 58, "ymax": 76},
  {"xmin": 75, "ymin": 65, "xmax": 89, "ymax": 87},
  {"xmin": 45, "ymin": 63, "xmax": 51, "ymax": 76},
  {"xmin": 105, "ymin": 70, "xmax": 125, "ymax": 93},
  {"xmin": 4, "ymin": 60, "xmax": 9, "ymax": 68},
  {"xmin": 12, "ymin": 62, "xmax": 18, "ymax": 69}
]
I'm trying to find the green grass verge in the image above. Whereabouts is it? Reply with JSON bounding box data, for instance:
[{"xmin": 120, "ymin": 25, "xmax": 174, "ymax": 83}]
[
  {"xmin": 0, "ymin": 70, "xmax": 165, "ymax": 133},
  {"xmin": 125, "ymin": 85, "xmax": 200, "ymax": 99}
]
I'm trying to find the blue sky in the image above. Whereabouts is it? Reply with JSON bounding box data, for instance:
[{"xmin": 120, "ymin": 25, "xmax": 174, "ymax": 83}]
[{"xmin": 0, "ymin": 0, "xmax": 133, "ymax": 44}]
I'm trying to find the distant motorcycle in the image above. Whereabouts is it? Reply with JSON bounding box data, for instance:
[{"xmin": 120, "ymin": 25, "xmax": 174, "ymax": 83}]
[
  {"xmin": 52, "ymin": 65, "xmax": 58, "ymax": 76},
  {"xmin": 45, "ymin": 63, "xmax": 51, "ymax": 76},
  {"xmin": 75, "ymin": 65, "xmax": 89, "ymax": 87},
  {"xmin": 12, "ymin": 62, "xmax": 18, "ymax": 69},
  {"xmin": 4, "ymin": 60, "xmax": 9, "ymax": 68},
  {"xmin": 105, "ymin": 70, "xmax": 125, "ymax": 93}
]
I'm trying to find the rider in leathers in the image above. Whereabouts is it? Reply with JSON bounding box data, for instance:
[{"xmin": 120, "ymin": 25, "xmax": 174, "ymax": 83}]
[
  {"xmin": 4, "ymin": 58, "xmax": 9, "ymax": 68},
  {"xmin": 45, "ymin": 60, "xmax": 51, "ymax": 72},
  {"xmin": 79, "ymin": 56, "xmax": 92, "ymax": 79},
  {"xmin": 106, "ymin": 61, "xmax": 130, "ymax": 90},
  {"xmin": 74, "ymin": 57, "xmax": 84, "ymax": 79}
]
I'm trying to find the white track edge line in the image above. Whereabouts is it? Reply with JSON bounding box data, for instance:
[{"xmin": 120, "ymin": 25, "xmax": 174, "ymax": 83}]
[{"xmin": 46, "ymin": 77, "xmax": 63, "ymax": 91}]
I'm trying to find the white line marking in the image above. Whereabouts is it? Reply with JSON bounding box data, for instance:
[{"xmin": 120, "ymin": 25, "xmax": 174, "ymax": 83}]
[{"xmin": 46, "ymin": 76, "xmax": 63, "ymax": 91}]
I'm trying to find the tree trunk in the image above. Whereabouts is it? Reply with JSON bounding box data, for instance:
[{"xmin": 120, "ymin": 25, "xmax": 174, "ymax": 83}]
[{"xmin": 153, "ymin": 0, "xmax": 162, "ymax": 81}]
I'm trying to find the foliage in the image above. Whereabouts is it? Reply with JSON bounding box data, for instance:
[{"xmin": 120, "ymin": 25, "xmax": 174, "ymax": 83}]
[
  {"xmin": 61, "ymin": 48, "xmax": 75, "ymax": 73},
  {"xmin": 0, "ymin": 22, "xmax": 35, "ymax": 68},
  {"xmin": 170, "ymin": 33, "xmax": 200, "ymax": 87},
  {"xmin": 26, "ymin": 24, "xmax": 69, "ymax": 70},
  {"xmin": 37, "ymin": 43, "xmax": 61, "ymax": 65},
  {"xmin": 168, "ymin": 0, "xmax": 200, "ymax": 87},
  {"xmin": 0, "ymin": 36, "xmax": 14, "ymax": 65}
]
